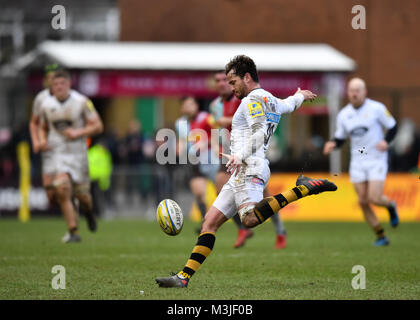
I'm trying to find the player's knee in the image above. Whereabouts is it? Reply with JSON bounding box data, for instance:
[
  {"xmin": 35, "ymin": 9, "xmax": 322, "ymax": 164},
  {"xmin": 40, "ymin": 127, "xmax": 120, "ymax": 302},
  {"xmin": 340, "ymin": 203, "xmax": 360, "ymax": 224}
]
[
  {"xmin": 55, "ymin": 184, "xmax": 71, "ymax": 202},
  {"xmin": 242, "ymin": 211, "xmax": 259, "ymax": 228}
]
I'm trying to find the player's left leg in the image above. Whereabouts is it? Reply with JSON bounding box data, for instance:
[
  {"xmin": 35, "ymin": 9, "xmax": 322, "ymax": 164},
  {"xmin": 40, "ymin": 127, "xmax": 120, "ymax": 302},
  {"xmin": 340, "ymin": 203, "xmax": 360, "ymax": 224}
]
[
  {"xmin": 241, "ymin": 175, "xmax": 337, "ymax": 228},
  {"xmin": 74, "ymin": 183, "xmax": 97, "ymax": 232},
  {"xmin": 53, "ymin": 173, "xmax": 81, "ymax": 243},
  {"xmin": 156, "ymin": 206, "xmax": 228, "ymax": 288},
  {"xmin": 368, "ymin": 180, "xmax": 399, "ymax": 228}
]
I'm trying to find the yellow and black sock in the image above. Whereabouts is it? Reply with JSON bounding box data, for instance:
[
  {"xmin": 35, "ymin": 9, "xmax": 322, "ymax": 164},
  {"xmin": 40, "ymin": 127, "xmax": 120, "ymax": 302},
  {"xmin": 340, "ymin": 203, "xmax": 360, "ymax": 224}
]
[
  {"xmin": 253, "ymin": 185, "xmax": 310, "ymax": 223},
  {"xmin": 178, "ymin": 232, "xmax": 215, "ymax": 279},
  {"xmin": 373, "ymin": 224, "xmax": 386, "ymax": 239},
  {"xmin": 69, "ymin": 227, "xmax": 78, "ymax": 235}
]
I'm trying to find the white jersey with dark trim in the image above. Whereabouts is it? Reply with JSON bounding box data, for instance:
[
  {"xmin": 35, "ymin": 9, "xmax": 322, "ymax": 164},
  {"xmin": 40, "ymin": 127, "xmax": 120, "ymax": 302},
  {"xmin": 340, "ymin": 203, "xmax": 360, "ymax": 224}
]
[
  {"xmin": 40, "ymin": 90, "xmax": 98, "ymax": 155},
  {"xmin": 334, "ymin": 98, "xmax": 396, "ymax": 162},
  {"xmin": 230, "ymin": 88, "xmax": 291, "ymax": 178}
]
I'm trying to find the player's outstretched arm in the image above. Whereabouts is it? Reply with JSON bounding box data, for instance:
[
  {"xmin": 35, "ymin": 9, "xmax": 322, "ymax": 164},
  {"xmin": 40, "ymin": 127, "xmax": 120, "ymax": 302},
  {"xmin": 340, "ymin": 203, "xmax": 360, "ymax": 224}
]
[{"xmin": 276, "ymin": 88, "xmax": 317, "ymax": 114}]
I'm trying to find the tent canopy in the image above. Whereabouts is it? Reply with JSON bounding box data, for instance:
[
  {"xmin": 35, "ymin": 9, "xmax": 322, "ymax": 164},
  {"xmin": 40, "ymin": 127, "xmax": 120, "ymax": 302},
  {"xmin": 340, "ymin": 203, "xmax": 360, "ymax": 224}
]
[{"xmin": 37, "ymin": 41, "xmax": 356, "ymax": 72}]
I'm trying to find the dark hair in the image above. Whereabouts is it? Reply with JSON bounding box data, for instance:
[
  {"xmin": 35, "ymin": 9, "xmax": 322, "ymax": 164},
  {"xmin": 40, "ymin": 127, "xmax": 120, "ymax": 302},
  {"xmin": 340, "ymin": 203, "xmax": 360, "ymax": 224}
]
[
  {"xmin": 52, "ymin": 69, "xmax": 71, "ymax": 80},
  {"xmin": 225, "ymin": 55, "xmax": 259, "ymax": 83}
]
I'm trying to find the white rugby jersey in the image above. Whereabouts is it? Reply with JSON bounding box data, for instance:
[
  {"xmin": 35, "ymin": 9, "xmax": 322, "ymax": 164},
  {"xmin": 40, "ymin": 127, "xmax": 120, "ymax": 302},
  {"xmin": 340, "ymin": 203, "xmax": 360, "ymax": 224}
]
[
  {"xmin": 40, "ymin": 90, "xmax": 98, "ymax": 154},
  {"xmin": 231, "ymin": 88, "xmax": 303, "ymax": 176},
  {"xmin": 334, "ymin": 98, "xmax": 396, "ymax": 162}
]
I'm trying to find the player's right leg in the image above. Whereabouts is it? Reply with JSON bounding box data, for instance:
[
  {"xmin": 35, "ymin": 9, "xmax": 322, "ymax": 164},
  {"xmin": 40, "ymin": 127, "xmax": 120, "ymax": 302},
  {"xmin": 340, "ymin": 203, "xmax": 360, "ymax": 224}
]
[
  {"xmin": 216, "ymin": 168, "xmax": 253, "ymax": 248},
  {"xmin": 53, "ymin": 173, "xmax": 81, "ymax": 243},
  {"xmin": 241, "ymin": 175, "xmax": 337, "ymax": 228},
  {"xmin": 353, "ymin": 182, "xmax": 389, "ymax": 246}
]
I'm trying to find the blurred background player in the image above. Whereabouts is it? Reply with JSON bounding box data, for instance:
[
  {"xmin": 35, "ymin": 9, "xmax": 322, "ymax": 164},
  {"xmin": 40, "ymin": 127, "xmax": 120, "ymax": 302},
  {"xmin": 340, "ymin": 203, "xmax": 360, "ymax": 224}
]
[
  {"xmin": 38, "ymin": 70, "xmax": 104, "ymax": 243},
  {"xmin": 210, "ymin": 70, "xmax": 287, "ymax": 249},
  {"xmin": 29, "ymin": 64, "xmax": 60, "ymax": 208},
  {"xmin": 175, "ymin": 96, "xmax": 218, "ymax": 233},
  {"xmin": 323, "ymin": 77, "xmax": 399, "ymax": 246}
]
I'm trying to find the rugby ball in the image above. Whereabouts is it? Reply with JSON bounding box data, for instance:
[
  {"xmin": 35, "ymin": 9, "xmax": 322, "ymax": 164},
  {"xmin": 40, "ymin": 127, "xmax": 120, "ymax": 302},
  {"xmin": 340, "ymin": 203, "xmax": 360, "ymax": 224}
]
[{"xmin": 156, "ymin": 199, "xmax": 184, "ymax": 236}]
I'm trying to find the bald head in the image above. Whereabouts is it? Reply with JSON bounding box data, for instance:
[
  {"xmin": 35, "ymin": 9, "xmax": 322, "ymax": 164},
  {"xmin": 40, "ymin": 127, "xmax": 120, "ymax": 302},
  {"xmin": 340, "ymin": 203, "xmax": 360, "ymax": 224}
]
[{"xmin": 347, "ymin": 77, "xmax": 367, "ymax": 108}]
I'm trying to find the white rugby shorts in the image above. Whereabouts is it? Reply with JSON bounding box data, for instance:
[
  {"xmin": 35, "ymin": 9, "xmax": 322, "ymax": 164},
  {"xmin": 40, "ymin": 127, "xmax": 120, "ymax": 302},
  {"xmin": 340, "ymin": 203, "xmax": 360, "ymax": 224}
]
[
  {"xmin": 349, "ymin": 159, "xmax": 388, "ymax": 183},
  {"xmin": 213, "ymin": 162, "xmax": 270, "ymax": 219}
]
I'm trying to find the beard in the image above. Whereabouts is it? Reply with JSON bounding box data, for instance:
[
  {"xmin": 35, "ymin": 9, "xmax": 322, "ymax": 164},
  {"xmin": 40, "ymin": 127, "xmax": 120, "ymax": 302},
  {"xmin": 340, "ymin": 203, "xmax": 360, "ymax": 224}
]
[{"xmin": 234, "ymin": 87, "xmax": 247, "ymax": 99}]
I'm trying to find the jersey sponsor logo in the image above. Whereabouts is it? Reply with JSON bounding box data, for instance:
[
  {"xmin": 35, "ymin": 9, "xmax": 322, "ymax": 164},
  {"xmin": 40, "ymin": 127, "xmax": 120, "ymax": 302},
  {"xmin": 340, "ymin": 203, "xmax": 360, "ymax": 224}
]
[
  {"xmin": 350, "ymin": 126, "xmax": 369, "ymax": 137},
  {"xmin": 53, "ymin": 120, "xmax": 73, "ymax": 131},
  {"xmin": 248, "ymin": 102, "xmax": 264, "ymax": 118},
  {"xmin": 266, "ymin": 112, "xmax": 280, "ymax": 124}
]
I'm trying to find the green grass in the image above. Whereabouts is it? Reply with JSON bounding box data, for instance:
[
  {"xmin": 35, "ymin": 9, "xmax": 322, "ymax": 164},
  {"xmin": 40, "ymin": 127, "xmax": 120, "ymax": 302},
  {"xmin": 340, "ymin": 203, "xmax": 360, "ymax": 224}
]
[{"xmin": 1, "ymin": 218, "xmax": 420, "ymax": 300}]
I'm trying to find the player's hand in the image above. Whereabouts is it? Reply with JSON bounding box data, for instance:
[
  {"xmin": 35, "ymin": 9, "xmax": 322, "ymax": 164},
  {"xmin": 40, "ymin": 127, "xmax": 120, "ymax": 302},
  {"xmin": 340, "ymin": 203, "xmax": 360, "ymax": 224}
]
[
  {"xmin": 376, "ymin": 140, "xmax": 388, "ymax": 151},
  {"xmin": 296, "ymin": 87, "xmax": 317, "ymax": 102},
  {"xmin": 221, "ymin": 153, "xmax": 242, "ymax": 176},
  {"xmin": 64, "ymin": 128, "xmax": 83, "ymax": 140},
  {"xmin": 323, "ymin": 141, "xmax": 337, "ymax": 155}
]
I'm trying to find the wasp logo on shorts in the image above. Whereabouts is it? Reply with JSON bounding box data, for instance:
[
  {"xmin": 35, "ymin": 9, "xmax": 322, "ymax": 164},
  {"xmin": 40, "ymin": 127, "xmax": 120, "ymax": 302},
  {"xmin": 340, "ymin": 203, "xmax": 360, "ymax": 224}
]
[{"xmin": 248, "ymin": 102, "xmax": 264, "ymax": 118}]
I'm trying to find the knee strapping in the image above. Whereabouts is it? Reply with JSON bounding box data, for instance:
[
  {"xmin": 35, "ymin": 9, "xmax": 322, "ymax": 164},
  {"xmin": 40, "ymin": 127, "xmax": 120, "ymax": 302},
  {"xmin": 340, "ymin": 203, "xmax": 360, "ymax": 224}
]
[{"xmin": 238, "ymin": 204, "xmax": 255, "ymax": 222}]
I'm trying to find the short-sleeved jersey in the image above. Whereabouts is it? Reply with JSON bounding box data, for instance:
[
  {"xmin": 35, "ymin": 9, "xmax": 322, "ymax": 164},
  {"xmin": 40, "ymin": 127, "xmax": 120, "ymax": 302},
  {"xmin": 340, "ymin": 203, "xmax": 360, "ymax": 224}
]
[
  {"xmin": 40, "ymin": 90, "xmax": 98, "ymax": 154},
  {"xmin": 231, "ymin": 88, "xmax": 291, "ymax": 173},
  {"xmin": 32, "ymin": 89, "xmax": 53, "ymax": 117},
  {"xmin": 334, "ymin": 98, "xmax": 396, "ymax": 162}
]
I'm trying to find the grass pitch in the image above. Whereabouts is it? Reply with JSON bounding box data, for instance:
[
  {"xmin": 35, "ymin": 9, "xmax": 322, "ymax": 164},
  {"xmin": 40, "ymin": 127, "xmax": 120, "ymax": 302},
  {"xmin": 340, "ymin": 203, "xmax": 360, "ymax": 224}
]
[{"xmin": 1, "ymin": 218, "xmax": 419, "ymax": 300}]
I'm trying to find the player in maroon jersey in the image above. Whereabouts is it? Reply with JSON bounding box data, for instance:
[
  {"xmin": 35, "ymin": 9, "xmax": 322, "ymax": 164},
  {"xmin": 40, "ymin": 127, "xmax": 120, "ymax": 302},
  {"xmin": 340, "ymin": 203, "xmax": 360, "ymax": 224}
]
[{"xmin": 209, "ymin": 71, "xmax": 287, "ymax": 249}]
